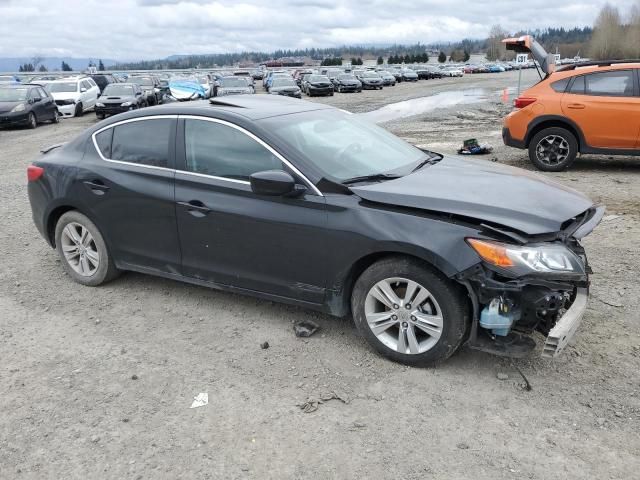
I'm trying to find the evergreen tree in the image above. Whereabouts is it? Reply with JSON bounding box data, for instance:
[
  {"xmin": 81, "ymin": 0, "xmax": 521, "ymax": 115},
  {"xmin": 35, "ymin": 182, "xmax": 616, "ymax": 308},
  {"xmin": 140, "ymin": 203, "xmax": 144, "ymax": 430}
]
[
  {"xmin": 377, "ymin": 55, "xmax": 384, "ymax": 65},
  {"xmin": 61, "ymin": 61, "xmax": 72, "ymax": 71},
  {"xmin": 438, "ymin": 51, "xmax": 446, "ymax": 63},
  {"xmin": 38, "ymin": 64, "xmax": 47, "ymax": 72},
  {"xmin": 463, "ymin": 50, "xmax": 470, "ymax": 62},
  {"xmin": 98, "ymin": 59, "xmax": 105, "ymax": 71}
]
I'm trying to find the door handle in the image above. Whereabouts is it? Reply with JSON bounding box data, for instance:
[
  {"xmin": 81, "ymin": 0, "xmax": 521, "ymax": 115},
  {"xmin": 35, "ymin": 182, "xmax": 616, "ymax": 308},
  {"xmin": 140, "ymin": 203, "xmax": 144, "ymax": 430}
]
[
  {"xmin": 567, "ymin": 103, "xmax": 585, "ymax": 109},
  {"xmin": 177, "ymin": 200, "xmax": 212, "ymax": 216},
  {"xmin": 83, "ymin": 180, "xmax": 110, "ymax": 195}
]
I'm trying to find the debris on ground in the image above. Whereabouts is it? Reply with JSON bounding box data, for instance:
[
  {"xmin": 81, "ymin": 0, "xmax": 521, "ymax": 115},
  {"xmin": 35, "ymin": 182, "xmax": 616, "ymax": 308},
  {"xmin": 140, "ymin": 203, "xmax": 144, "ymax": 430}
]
[
  {"xmin": 513, "ymin": 365, "xmax": 532, "ymax": 391},
  {"xmin": 593, "ymin": 295, "xmax": 623, "ymax": 308},
  {"xmin": 602, "ymin": 215, "xmax": 621, "ymax": 222},
  {"xmin": 497, "ymin": 372, "xmax": 509, "ymax": 381},
  {"xmin": 260, "ymin": 341, "xmax": 269, "ymax": 349},
  {"xmin": 457, "ymin": 138, "xmax": 493, "ymax": 155},
  {"xmin": 298, "ymin": 391, "xmax": 349, "ymax": 413},
  {"xmin": 293, "ymin": 320, "xmax": 320, "ymax": 338},
  {"xmin": 189, "ymin": 392, "xmax": 208, "ymax": 409}
]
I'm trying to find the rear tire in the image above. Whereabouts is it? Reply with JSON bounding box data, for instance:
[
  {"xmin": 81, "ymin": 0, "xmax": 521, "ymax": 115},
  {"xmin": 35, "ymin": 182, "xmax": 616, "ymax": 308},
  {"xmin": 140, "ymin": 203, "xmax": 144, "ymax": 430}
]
[
  {"xmin": 96, "ymin": 113, "xmax": 105, "ymax": 120},
  {"xmin": 351, "ymin": 256, "xmax": 469, "ymax": 366},
  {"xmin": 55, "ymin": 211, "xmax": 120, "ymax": 287},
  {"xmin": 528, "ymin": 127, "xmax": 578, "ymax": 171}
]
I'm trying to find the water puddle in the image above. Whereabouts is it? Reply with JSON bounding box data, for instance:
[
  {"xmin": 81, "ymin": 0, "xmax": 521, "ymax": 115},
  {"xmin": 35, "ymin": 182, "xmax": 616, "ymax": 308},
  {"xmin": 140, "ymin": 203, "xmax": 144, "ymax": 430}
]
[{"xmin": 362, "ymin": 89, "xmax": 489, "ymax": 123}]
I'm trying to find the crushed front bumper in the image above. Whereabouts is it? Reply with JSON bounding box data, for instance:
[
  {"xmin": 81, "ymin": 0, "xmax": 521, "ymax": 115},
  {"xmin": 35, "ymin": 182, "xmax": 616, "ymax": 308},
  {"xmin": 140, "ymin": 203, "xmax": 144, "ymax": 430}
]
[{"xmin": 542, "ymin": 287, "xmax": 588, "ymax": 358}]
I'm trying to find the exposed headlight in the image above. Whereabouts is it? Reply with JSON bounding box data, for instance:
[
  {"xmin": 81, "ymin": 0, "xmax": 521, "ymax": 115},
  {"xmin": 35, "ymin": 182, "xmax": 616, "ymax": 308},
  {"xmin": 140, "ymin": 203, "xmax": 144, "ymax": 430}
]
[
  {"xmin": 10, "ymin": 103, "xmax": 26, "ymax": 112},
  {"xmin": 120, "ymin": 101, "xmax": 132, "ymax": 107},
  {"xmin": 467, "ymin": 239, "xmax": 585, "ymax": 276},
  {"xmin": 96, "ymin": 102, "xmax": 105, "ymax": 107}
]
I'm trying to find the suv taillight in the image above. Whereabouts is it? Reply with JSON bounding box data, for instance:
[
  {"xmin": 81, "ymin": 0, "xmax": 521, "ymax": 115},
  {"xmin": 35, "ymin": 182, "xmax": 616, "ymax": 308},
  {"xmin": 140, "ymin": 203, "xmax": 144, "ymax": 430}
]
[
  {"xmin": 514, "ymin": 97, "xmax": 537, "ymax": 109},
  {"xmin": 27, "ymin": 165, "xmax": 44, "ymax": 182}
]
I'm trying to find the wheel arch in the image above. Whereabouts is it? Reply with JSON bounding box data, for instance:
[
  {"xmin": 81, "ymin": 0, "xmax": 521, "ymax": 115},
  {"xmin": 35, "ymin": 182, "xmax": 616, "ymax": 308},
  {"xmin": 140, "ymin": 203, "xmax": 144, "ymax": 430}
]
[
  {"xmin": 327, "ymin": 249, "xmax": 469, "ymax": 318},
  {"xmin": 46, "ymin": 204, "xmax": 110, "ymax": 250},
  {"xmin": 525, "ymin": 115, "xmax": 585, "ymax": 150}
]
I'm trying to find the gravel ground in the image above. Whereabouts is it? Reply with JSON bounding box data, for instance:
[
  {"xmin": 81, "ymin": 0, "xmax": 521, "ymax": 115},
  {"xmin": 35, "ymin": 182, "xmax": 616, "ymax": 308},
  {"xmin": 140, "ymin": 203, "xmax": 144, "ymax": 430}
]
[{"xmin": 1, "ymin": 70, "xmax": 639, "ymax": 479}]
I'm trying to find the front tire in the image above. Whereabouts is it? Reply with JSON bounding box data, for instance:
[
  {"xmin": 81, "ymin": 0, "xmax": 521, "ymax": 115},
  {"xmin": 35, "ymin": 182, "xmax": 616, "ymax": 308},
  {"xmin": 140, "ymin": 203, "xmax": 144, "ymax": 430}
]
[
  {"xmin": 528, "ymin": 127, "xmax": 578, "ymax": 171},
  {"xmin": 351, "ymin": 256, "xmax": 469, "ymax": 366},
  {"xmin": 55, "ymin": 211, "xmax": 120, "ymax": 287},
  {"xmin": 74, "ymin": 102, "xmax": 83, "ymax": 117},
  {"xmin": 27, "ymin": 112, "xmax": 37, "ymax": 129}
]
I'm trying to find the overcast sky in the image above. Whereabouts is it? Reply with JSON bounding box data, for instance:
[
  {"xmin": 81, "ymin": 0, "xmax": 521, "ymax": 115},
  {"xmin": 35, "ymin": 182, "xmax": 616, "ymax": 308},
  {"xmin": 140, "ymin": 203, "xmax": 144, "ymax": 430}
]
[{"xmin": 0, "ymin": 0, "xmax": 636, "ymax": 60}]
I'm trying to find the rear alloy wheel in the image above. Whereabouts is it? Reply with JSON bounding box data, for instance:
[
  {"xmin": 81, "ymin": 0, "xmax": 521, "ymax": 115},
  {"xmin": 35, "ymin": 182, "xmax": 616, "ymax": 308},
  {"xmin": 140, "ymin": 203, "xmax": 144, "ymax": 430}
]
[
  {"xmin": 55, "ymin": 211, "xmax": 120, "ymax": 286},
  {"xmin": 27, "ymin": 112, "xmax": 37, "ymax": 129},
  {"xmin": 529, "ymin": 127, "xmax": 578, "ymax": 171},
  {"xmin": 352, "ymin": 257, "xmax": 468, "ymax": 366}
]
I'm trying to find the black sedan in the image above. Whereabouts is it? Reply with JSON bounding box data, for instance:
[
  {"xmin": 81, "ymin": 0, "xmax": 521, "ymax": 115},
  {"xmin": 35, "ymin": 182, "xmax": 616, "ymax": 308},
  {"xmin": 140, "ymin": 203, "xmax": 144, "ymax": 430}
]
[
  {"xmin": 269, "ymin": 78, "xmax": 302, "ymax": 98},
  {"xmin": 0, "ymin": 84, "xmax": 58, "ymax": 128},
  {"xmin": 27, "ymin": 96, "xmax": 601, "ymax": 366},
  {"xmin": 333, "ymin": 74, "xmax": 362, "ymax": 93},
  {"xmin": 302, "ymin": 75, "xmax": 333, "ymax": 97},
  {"xmin": 95, "ymin": 83, "xmax": 146, "ymax": 119},
  {"xmin": 357, "ymin": 71, "xmax": 384, "ymax": 90}
]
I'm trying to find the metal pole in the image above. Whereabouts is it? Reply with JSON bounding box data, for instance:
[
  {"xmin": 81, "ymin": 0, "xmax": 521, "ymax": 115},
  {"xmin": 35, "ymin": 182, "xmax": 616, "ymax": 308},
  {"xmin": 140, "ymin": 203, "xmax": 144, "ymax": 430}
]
[{"xmin": 517, "ymin": 63, "xmax": 522, "ymax": 97}]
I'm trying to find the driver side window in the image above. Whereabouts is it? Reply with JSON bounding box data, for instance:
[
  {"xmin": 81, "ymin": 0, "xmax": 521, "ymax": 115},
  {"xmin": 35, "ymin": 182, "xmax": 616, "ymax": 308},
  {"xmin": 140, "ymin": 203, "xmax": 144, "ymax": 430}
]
[{"xmin": 183, "ymin": 119, "xmax": 283, "ymax": 181}]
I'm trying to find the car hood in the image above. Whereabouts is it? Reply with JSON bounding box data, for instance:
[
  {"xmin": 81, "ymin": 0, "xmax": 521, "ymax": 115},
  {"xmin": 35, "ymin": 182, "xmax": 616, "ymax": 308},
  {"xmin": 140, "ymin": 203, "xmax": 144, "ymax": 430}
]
[
  {"xmin": 349, "ymin": 156, "xmax": 594, "ymax": 235},
  {"xmin": 0, "ymin": 101, "xmax": 22, "ymax": 113},
  {"xmin": 100, "ymin": 95, "xmax": 136, "ymax": 103}
]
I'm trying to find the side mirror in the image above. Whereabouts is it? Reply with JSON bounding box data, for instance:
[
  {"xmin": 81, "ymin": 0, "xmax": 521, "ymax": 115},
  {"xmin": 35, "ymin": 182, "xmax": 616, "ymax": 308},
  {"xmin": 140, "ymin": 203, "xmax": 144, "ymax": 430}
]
[
  {"xmin": 135, "ymin": 91, "xmax": 142, "ymax": 96},
  {"xmin": 250, "ymin": 170, "xmax": 297, "ymax": 196},
  {"xmin": 80, "ymin": 87, "xmax": 87, "ymax": 93}
]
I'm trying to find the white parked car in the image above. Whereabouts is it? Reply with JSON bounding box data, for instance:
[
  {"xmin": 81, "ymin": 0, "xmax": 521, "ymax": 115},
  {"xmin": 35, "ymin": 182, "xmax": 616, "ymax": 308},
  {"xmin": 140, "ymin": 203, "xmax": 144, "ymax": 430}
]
[
  {"xmin": 443, "ymin": 66, "xmax": 464, "ymax": 77},
  {"xmin": 42, "ymin": 77, "xmax": 100, "ymax": 117}
]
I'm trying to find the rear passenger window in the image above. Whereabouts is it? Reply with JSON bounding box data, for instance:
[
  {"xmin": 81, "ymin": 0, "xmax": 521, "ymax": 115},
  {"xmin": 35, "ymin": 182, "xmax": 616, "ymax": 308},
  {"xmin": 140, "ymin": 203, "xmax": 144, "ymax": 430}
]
[
  {"xmin": 569, "ymin": 76, "xmax": 585, "ymax": 94},
  {"xmin": 551, "ymin": 78, "xmax": 570, "ymax": 92},
  {"xmin": 95, "ymin": 128, "xmax": 113, "ymax": 158},
  {"xmin": 109, "ymin": 119, "xmax": 172, "ymax": 167},
  {"xmin": 585, "ymin": 70, "xmax": 634, "ymax": 96}
]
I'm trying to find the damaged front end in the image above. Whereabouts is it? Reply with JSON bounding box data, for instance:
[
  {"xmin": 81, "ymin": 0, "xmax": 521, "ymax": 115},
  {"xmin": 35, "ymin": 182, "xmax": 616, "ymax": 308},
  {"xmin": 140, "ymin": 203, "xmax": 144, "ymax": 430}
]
[{"xmin": 456, "ymin": 206, "xmax": 604, "ymax": 358}]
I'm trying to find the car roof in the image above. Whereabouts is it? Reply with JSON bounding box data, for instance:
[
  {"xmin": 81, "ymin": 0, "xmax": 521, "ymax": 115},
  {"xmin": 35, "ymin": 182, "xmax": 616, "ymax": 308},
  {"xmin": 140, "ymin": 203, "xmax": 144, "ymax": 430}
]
[
  {"xmin": 549, "ymin": 61, "xmax": 640, "ymax": 80},
  {"xmin": 144, "ymin": 95, "xmax": 333, "ymax": 121}
]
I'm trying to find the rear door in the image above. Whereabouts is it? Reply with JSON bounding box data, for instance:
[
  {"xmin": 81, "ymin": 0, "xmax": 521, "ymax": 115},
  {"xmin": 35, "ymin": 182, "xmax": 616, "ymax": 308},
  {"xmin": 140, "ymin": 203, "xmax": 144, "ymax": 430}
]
[
  {"xmin": 72, "ymin": 116, "xmax": 181, "ymax": 272},
  {"xmin": 174, "ymin": 116, "xmax": 328, "ymax": 303},
  {"xmin": 561, "ymin": 69, "xmax": 640, "ymax": 149}
]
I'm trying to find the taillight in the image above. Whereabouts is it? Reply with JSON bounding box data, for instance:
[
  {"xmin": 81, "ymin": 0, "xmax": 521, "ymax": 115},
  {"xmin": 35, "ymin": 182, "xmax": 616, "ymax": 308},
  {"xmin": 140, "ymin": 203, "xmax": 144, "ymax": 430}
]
[
  {"xmin": 514, "ymin": 97, "xmax": 536, "ymax": 109},
  {"xmin": 27, "ymin": 165, "xmax": 44, "ymax": 182}
]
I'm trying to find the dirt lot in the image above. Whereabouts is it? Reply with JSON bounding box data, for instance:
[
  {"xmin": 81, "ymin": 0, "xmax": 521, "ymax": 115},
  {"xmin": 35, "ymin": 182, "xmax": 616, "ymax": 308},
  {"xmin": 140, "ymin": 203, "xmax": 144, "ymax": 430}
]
[{"xmin": 1, "ymin": 69, "xmax": 639, "ymax": 479}]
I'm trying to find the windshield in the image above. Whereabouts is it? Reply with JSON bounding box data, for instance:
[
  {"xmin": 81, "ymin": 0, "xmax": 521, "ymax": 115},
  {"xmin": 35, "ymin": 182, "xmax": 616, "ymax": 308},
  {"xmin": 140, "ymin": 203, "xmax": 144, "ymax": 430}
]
[
  {"xmin": 309, "ymin": 75, "xmax": 328, "ymax": 82},
  {"xmin": 130, "ymin": 77, "xmax": 154, "ymax": 87},
  {"xmin": 338, "ymin": 74, "xmax": 355, "ymax": 80},
  {"xmin": 47, "ymin": 82, "xmax": 78, "ymax": 93},
  {"xmin": 103, "ymin": 85, "xmax": 135, "ymax": 96},
  {"xmin": 362, "ymin": 72, "xmax": 380, "ymax": 78},
  {"xmin": 260, "ymin": 110, "xmax": 426, "ymax": 181},
  {"xmin": 272, "ymin": 78, "xmax": 296, "ymax": 88},
  {"xmin": 219, "ymin": 77, "xmax": 247, "ymax": 88},
  {"xmin": 0, "ymin": 88, "xmax": 28, "ymax": 101}
]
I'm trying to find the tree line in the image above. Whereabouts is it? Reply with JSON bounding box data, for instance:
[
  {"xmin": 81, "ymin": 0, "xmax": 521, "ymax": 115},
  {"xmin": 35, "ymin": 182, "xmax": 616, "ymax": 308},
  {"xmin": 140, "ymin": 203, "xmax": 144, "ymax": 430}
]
[{"xmin": 589, "ymin": 3, "xmax": 640, "ymax": 59}]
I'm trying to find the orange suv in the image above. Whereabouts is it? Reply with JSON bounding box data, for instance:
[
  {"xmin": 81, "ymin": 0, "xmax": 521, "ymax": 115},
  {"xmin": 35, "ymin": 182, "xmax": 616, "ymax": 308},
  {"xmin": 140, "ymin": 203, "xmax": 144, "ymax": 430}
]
[{"xmin": 503, "ymin": 61, "xmax": 640, "ymax": 171}]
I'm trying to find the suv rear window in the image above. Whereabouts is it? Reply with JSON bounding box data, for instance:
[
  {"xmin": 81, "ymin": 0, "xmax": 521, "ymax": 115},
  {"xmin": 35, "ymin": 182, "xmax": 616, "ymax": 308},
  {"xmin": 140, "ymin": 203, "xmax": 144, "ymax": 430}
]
[{"xmin": 585, "ymin": 70, "xmax": 634, "ymax": 96}]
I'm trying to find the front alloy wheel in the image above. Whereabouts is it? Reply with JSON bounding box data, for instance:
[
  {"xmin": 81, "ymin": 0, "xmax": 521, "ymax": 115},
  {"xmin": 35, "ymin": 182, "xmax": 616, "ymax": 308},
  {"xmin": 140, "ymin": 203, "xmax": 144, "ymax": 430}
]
[
  {"xmin": 352, "ymin": 257, "xmax": 469, "ymax": 366},
  {"xmin": 365, "ymin": 278, "xmax": 443, "ymax": 354}
]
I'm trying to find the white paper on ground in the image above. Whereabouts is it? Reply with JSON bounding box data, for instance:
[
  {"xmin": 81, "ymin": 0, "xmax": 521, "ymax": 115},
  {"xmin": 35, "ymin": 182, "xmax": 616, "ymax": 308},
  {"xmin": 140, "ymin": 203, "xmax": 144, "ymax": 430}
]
[{"xmin": 190, "ymin": 392, "xmax": 208, "ymax": 408}]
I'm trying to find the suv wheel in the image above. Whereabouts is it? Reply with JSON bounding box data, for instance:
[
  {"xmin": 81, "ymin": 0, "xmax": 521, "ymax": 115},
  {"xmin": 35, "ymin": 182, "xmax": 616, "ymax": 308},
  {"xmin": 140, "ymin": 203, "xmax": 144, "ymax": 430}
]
[
  {"xmin": 55, "ymin": 211, "xmax": 120, "ymax": 286},
  {"xmin": 351, "ymin": 256, "xmax": 469, "ymax": 366},
  {"xmin": 74, "ymin": 102, "xmax": 83, "ymax": 117},
  {"xmin": 529, "ymin": 127, "xmax": 578, "ymax": 171}
]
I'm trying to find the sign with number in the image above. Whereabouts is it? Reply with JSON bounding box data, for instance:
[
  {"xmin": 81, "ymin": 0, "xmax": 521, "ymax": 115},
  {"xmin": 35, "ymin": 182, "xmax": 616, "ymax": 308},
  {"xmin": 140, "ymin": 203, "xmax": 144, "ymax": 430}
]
[
  {"xmin": 516, "ymin": 54, "xmax": 528, "ymax": 65},
  {"xmin": 554, "ymin": 54, "xmax": 561, "ymax": 64}
]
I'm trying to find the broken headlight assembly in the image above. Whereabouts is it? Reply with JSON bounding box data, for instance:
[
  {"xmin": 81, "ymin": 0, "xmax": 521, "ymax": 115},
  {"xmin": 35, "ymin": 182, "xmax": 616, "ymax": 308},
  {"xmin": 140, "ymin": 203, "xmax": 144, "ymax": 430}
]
[{"xmin": 466, "ymin": 238, "xmax": 585, "ymax": 277}]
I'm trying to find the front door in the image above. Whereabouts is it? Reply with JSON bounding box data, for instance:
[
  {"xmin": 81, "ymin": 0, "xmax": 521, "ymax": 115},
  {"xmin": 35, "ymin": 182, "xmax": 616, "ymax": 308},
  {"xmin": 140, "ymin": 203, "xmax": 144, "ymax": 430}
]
[
  {"xmin": 561, "ymin": 69, "xmax": 640, "ymax": 149},
  {"xmin": 174, "ymin": 116, "xmax": 328, "ymax": 303}
]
